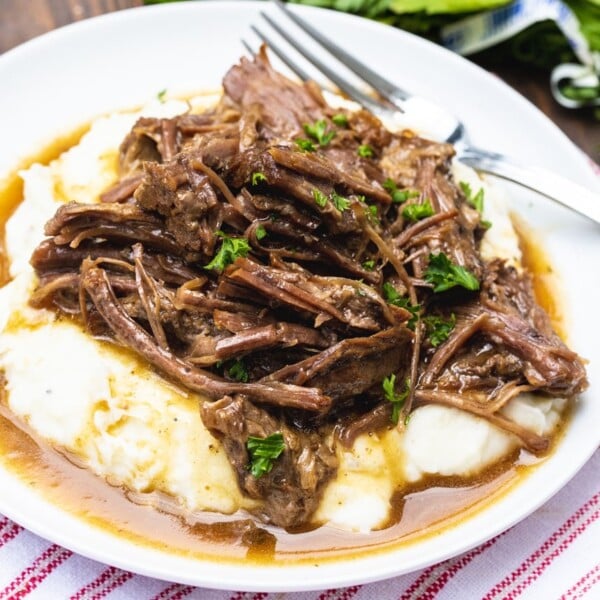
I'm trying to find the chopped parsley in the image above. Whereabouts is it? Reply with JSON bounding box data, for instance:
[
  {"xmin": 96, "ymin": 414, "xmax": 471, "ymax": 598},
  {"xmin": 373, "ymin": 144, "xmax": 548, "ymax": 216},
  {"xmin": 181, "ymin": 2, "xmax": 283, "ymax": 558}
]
[
  {"xmin": 204, "ymin": 231, "xmax": 251, "ymax": 272},
  {"xmin": 255, "ymin": 224, "xmax": 267, "ymax": 240},
  {"xmin": 251, "ymin": 172, "xmax": 268, "ymax": 185},
  {"xmin": 459, "ymin": 181, "xmax": 491, "ymax": 228},
  {"xmin": 366, "ymin": 203, "xmax": 380, "ymax": 224},
  {"xmin": 303, "ymin": 119, "xmax": 336, "ymax": 147},
  {"xmin": 226, "ymin": 359, "xmax": 249, "ymax": 382},
  {"xmin": 423, "ymin": 313, "xmax": 456, "ymax": 347},
  {"xmin": 295, "ymin": 138, "xmax": 316, "ymax": 152},
  {"xmin": 382, "ymin": 179, "xmax": 420, "ymax": 204},
  {"xmin": 331, "ymin": 113, "xmax": 349, "ymax": 127},
  {"xmin": 357, "ymin": 144, "xmax": 374, "ymax": 158},
  {"xmin": 424, "ymin": 253, "xmax": 480, "ymax": 293},
  {"xmin": 313, "ymin": 188, "xmax": 328, "ymax": 208},
  {"xmin": 362, "ymin": 259, "xmax": 375, "ymax": 271},
  {"xmin": 331, "ymin": 192, "xmax": 350, "ymax": 212},
  {"xmin": 157, "ymin": 88, "xmax": 167, "ymax": 102},
  {"xmin": 247, "ymin": 433, "xmax": 285, "ymax": 478},
  {"xmin": 402, "ymin": 199, "xmax": 435, "ymax": 222},
  {"xmin": 383, "ymin": 282, "xmax": 420, "ymax": 329},
  {"xmin": 382, "ymin": 374, "xmax": 410, "ymax": 425}
]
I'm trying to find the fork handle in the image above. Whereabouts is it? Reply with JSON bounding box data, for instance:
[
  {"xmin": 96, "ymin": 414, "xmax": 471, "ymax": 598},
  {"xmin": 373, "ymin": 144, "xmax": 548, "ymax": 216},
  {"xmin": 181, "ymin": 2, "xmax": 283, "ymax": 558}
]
[{"xmin": 459, "ymin": 148, "xmax": 600, "ymax": 225}]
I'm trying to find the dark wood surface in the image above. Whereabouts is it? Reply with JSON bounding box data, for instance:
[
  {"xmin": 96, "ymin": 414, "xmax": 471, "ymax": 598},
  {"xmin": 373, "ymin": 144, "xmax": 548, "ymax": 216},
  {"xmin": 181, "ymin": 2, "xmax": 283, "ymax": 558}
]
[{"xmin": 1, "ymin": 0, "xmax": 598, "ymax": 159}]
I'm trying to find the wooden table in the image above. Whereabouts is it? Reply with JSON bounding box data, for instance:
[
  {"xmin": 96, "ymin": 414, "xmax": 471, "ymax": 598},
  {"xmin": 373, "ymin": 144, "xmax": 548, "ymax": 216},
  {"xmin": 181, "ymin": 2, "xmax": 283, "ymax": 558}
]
[{"xmin": 1, "ymin": 0, "xmax": 599, "ymax": 159}]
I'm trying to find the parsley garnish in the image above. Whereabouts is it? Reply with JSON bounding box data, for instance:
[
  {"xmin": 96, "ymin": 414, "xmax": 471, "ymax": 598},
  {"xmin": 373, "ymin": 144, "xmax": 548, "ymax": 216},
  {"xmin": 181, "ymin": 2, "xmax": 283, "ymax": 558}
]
[
  {"xmin": 362, "ymin": 259, "xmax": 375, "ymax": 271},
  {"xmin": 205, "ymin": 231, "xmax": 251, "ymax": 272},
  {"xmin": 247, "ymin": 433, "xmax": 285, "ymax": 478},
  {"xmin": 331, "ymin": 192, "xmax": 350, "ymax": 212},
  {"xmin": 313, "ymin": 188, "xmax": 328, "ymax": 208},
  {"xmin": 295, "ymin": 138, "xmax": 316, "ymax": 152},
  {"xmin": 303, "ymin": 119, "xmax": 336, "ymax": 147},
  {"xmin": 423, "ymin": 313, "xmax": 456, "ymax": 347},
  {"xmin": 255, "ymin": 224, "xmax": 267, "ymax": 240},
  {"xmin": 382, "ymin": 179, "xmax": 420, "ymax": 204},
  {"xmin": 312, "ymin": 189, "xmax": 352, "ymax": 212},
  {"xmin": 157, "ymin": 88, "xmax": 167, "ymax": 102},
  {"xmin": 382, "ymin": 374, "xmax": 410, "ymax": 425},
  {"xmin": 357, "ymin": 144, "xmax": 374, "ymax": 158},
  {"xmin": 382, "ymin": 282, "xmax": 420, "ymax": 329},
  {"xmin": 226, "ymin": 358, "xmax": 249, "ymax": 382},
  {"xmin": 402, "ymin": 199, "xmax": 435, "ymax": 222},
  {"xmin": 424, "ymin": 253, "xmax": 480, "ymax": 293},
  {"xmin": 366, "ymin": 203, "xmax": 380, "ymax": 224},
  {"xmin": 459, "ymin": 181, "xmax": 491, "ymax": 228},
  {"xmin": 393, "ymin": 189, "xmax": 420, "ymax": 204},
  {"xmin": 332, "ymin": 113, "xmax": 349, "ymax": 127},
  {"xmin": 251, "ymin": 172, "xmax": 267, "ymax": 185}
]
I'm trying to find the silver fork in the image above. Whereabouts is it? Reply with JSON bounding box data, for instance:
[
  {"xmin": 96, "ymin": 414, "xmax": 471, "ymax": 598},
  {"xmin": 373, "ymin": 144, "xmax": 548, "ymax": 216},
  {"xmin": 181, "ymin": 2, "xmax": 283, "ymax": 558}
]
[{"xmin": 248, "ymin": 0, "xmax": 600, "ymax": 226}]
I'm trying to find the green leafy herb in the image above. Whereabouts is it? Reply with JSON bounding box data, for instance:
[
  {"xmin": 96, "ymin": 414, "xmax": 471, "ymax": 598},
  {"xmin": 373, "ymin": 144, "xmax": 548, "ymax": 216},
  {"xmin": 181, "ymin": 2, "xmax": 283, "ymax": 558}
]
[
  {"xmin": 332, "ymin": 113, "xmax": 349, "ymax": 127},
  {"xmin": 247, "ymin": 433, "xmax": 285, "ymax": 478},
  {"xmin": 459, "ymin": 181, "xmax": 491, "ymax": 228},
  {"xmin": 383, "ymin": 282, "xmax": 420, "ymax": 329},
  {"xmin": 303, "ymin": 119, "xmax": 336, "ymax": 147},
  {"xmin": 382, "ymin": 374, "xmax": 410, "ymax": 425},
  {"xmin": 204, "ymin": 231, "xmax": 251, "ymax": 272},
  {"xmin": 393, "ymin": 189, "xmax": 420, "ymax": 204},
  {"xmin": 331, "ymin": 192, "xmax": 350, "ymax": 212},
  {"xmin": 424, "ymin": 252, "xmax": 480, "ymax": 293},
  {"xmin": 251, "ymin": 172, "xmax": 268, "ymax": 186},
  {"xmin": 255, "ymin": 224, "xmax": 267, "ymax": 240},
  {"xmin": 357, "ymin": 144, "xmax": 374, "ymax": 158},
  {"xmin": 383, "ymin": 179, "xmax": 420, "ymax": 204},
  {"xmin": 226, "ymin": 359, "xmax": 249, "ymax": 382},
  {"xmin": 402, "ymin": 199, "xmax": 435, "ymax": 222},
  {"xmin": 423, "ymin": 313, "xmax": 456, "ymax": 347},
  {"xmin": 157, "ymin": 88, "xmax": 167, "ymax": 103},
  {"xmin": 362, "ymin": 259, "xmax": 375, "ymax": 271},
  {"xmin": 295, "ymin": 138, "xmax": 316, "ymax": 152},
  {"xmin": 382, "ymin": 179, "xmax": 396, "ymax": 193},
  {"xmin": 366, "ymin": 203, "xmax": 380, "ymax": 224},
  {"xmin": 313, "ymin": 188, "xmax": 328, "ymax": 208}
]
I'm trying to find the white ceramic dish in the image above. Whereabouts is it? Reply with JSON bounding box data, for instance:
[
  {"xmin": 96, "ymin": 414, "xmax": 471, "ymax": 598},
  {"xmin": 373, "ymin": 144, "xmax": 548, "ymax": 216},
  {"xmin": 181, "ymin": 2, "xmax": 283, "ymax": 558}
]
[{"xmin": 0, "ymin": 1, "xmax": 598, "ymax": 592}]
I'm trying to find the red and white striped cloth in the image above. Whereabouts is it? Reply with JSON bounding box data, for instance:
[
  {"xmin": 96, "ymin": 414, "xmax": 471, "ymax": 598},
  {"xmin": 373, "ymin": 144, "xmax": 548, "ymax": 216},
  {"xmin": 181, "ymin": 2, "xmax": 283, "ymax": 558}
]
[{"xmin": 0, "ymin": 448, "xmax": 597, "ymax": 600}]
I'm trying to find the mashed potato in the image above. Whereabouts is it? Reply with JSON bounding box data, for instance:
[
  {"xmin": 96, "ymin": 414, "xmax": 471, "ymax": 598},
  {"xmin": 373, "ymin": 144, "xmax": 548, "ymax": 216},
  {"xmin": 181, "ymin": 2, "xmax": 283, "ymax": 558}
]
[{"xmin": 0, "ymin": 96, "xmax": 566, "ymax": 532}]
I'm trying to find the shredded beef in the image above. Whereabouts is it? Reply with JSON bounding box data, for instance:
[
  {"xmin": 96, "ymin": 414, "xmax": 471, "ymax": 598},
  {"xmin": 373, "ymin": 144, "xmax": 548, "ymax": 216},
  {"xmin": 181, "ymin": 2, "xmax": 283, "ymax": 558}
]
[{"xmin": 29, "ymin": 47, "xmax": 588, "ymax": 528}]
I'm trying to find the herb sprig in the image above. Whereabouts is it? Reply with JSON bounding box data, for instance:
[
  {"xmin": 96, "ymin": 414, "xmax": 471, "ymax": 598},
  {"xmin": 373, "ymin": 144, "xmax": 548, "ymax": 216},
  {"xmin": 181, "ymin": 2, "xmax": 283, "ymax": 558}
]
[
  {"xmin": 383, "ymin": 282, "xmax": 420, "ymax": 329},
  {"xmin": 402, "ymin": 199, "xmax": 434, "ymax": 222},
  {"xmin": 460, "ymin": 181, "xmax": 491, "ymax": 228},
  {"xmin": 205, "ymin": 231, "xmax": 251, "ymax": 272},
  {"xmin": 251, "ymin": 172, "xmax": 268, "ymax": 185},
  {"xmin": 303, "ymin": 119, "xmax": 336, "ymax": 147},
  {"xmin": 423, "ymin": 313, "xmax": 456, "ymax": 347},
  {"xmin": 247, "ymin": 433, "xmax": 286, "ymax": 478},
  {"xmin": 382, "ymin": 179, "xmax": 420, "ymax": 204},
  {"xmin": 331, "ymin": 192, "xmax": 350, "ymax": 212},
  {"xmin": 332, "ymin": 113, "xmax": 349, "ymax": 127},
  {"xmin": 382, "ymin": 374, "xmax": 410, "ymax": 425},
  {"xmin": 226, "ymin": 358, "xmax": 249, "ymax": 382},
  {"xmin": 424, "ymin": 253, "xmax": 479, "ymax": 293},
  {"xmin": 357, "ymin": 144, "xmax": 374, "ymax": 158}
]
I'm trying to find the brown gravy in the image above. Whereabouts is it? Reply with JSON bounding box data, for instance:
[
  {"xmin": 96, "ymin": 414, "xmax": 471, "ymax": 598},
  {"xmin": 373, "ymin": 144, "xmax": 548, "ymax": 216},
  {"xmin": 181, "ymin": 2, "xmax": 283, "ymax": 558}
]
[{"xmin": 0, "ymin": 133, "xmax": 568, "ymax": 565}]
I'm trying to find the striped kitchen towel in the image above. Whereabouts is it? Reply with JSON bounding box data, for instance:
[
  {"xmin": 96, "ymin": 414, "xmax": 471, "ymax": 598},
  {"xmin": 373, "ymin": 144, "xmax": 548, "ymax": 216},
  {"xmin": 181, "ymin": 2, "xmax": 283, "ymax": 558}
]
[{"xmin": 0, "ymin": 448, "xmax": 597, "ymax": 600}]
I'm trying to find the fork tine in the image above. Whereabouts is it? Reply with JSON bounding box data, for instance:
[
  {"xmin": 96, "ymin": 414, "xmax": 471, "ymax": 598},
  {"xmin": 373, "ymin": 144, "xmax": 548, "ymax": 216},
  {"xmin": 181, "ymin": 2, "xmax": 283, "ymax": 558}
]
[
  {"xmin": 271, "ymin": 0, "xmax": 408, "ymax": 105},
  {"xmin": 250, "ymin": 25, "xmax": 313, "ymax": 83},
  {"xmin": 241, "ymin": 39, "xmax": 256, "ymax": 57},
  {"xmin": 260, "ymin": 11, "xmax": 388, "ymax": 115}
]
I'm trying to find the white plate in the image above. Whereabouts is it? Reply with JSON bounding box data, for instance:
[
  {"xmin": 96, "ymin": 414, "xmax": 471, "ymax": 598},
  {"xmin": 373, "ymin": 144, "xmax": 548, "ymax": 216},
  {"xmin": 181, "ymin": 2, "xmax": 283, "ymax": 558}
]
[{"xmin": 0, "ymin": 1, "xmax": 598, "ymax": 592}]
